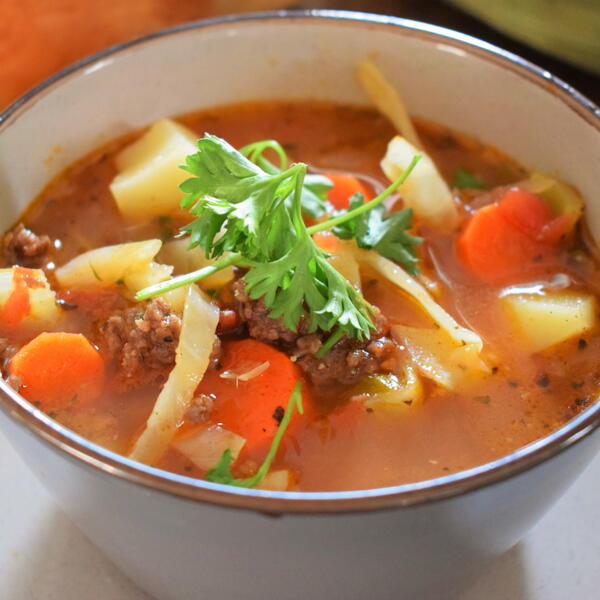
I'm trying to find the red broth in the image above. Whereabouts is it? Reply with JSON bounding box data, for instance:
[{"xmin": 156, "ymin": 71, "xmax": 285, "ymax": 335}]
[{"xmin": 2, "ymin": 101, "xmax": 597, "ymax": 491}]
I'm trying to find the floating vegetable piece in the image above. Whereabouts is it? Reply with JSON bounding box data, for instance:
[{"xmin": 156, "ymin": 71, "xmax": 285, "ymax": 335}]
[
  {"xmin": 356, "ymin": 58, "xmax": 423, "ymax": 149},
  {"xmin": 502, "ymin": 292, "xmax": 595, "ymax": 353},
  {"xmin": 110, "ymin": 118, "xmax": 198, "ymax": 221},
  {"xmin": 353, "ymin": 366, "xmax": 423, "ymax": 410},
  {"xmin": 122, "ymin": 261, "xmax": 173, "ymax": 295},
  {"xmin": 55, "ymin": 239, "xmax": 162, "ymax": 289},
  {"xmin": 157, "ymin": 239, "xmax": 235, "ymax": 290},
  {"xmin": 256, "ymin": 469, "xmax": 292, "ymax": 492},
  {"xmin": 198, "ymin": 339, "xmax": 305, "ymax": 456},
  {"xmin": 129, "ymin": 286, "xmax": 219, "ymax": 465},
  {"xmin": 313, "ymin": 232, "xmax": 362, "ymax": 290},
  {"xmin": 325, "ymin": 172, "xmax": 373, "ymax": 210},
  {"xmin": 0, "ymin": 267, "xmax": 60, "ymax": 330},
  {"xmin": 9, "ymin": 332, "xmax": 105, "ymax": 412},
  {"xmin": 205, "ymin": 381, "xmax": 304, "ymax": 489},
  {"xmin": 457, "ymin": 189, "xmax": 568, "ymax": 285},
  {"xmin": 172, "ymin": 426, "xmax": 246, "ymax": 471},
  {"xmin": 382, "ymin": 136, "xmax": 458, "ymax": 230},
  {"xmin": 519, "ymin": 170, "xmax": 583, "ymax": 234},
  {"xmin": 357, "ymin": 249, "xmax": 482, "ymax": 350},
  {"xmin": 391, "ymin": 325, "xmax": 488, "ymax": 389}
]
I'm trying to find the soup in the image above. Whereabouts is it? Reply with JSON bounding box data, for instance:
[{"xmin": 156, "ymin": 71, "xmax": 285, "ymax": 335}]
[{"xmin": 1, "ymin": 93, "xmax": 598, "ymax": 491}]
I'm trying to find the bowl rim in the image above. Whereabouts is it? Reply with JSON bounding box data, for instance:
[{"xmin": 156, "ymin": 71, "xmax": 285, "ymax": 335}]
[{"xmin": 1, "ymin": 9, "xmax": 599, "ymax": 515}]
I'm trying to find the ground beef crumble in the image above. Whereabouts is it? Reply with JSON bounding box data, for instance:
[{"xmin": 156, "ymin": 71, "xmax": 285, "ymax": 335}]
[
  {"xmin": 232, "ymin": 279, "xmax": 399, "ymax": 386},
  {"xmin": 100, "ymin": 298, "xmax": 183, "ymax": 388},
  {"xmin": 2, "ymin": 223, "xmax": 52, "ymax": 268},
  {"xmin": 100, "ymin": 298, "xmax": 222, "ymax": 389}
]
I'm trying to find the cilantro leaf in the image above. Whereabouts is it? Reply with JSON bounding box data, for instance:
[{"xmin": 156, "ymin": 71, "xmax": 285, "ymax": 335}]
[
  {"xmin": 244, "ymin": 231, "xmax": 374, "ymax": 337},
  {"xmin": 179, "ymin": 135, "xmax": 294, "ymax": 261},
  {"xmin": 332, "ymin": 195, "xmax": 423, "ymax": 275},
  {"xmin": 240, "ymin": 139, "xmax": 330, "ymax": 218},
  {"xmin": 136, "ymin": 134, "xmax": 421, "ymax": 343},
  {"xmin": 205, "ymin": 381, "xmax": 304, "ymax": 488},
  {"xmin": 452, "ymin": 168, "xmax": 487, "ymax": 190}
]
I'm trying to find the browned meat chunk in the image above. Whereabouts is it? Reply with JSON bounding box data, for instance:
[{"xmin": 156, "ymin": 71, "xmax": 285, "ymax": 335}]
[
  {"xmin": 294, "ymin": 335, "xmax": 397, "ymax": 386},
  {"xmin": 100, "ymin": 298, "xmax": 222, "ymax": 389},
  {"xmin": 232, "ymin": 279, "xmax": 300, "ymax": 344},
  {"xmin": 2, "ymin": 223, "xmax": 52, "ymax": 268},
  {"xmin": 233, "ymin": 279, "xmax": 399, "ymax": 386},
  {"xmin": 100, "ymin": 298, "xmax": 182, "ymax": 388}
]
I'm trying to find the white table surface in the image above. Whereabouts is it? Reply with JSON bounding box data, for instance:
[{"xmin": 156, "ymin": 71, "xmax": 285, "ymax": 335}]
[{"xmin": 1, "ymin": 429, "xmax": 598, "ymax": 600}]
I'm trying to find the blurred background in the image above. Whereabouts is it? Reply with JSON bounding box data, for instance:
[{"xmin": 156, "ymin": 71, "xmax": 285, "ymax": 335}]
[{"xmin": 1, "ymin": 0, "xmax": 599, "ymax": 110}]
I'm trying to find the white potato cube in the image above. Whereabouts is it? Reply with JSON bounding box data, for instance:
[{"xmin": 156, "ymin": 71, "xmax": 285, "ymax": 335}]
[
  {"xmin": 55, "ymin": 239, "xmax": 162, "ymax": 288},
  {"xmin": 256, "ymin": 470, "xmax": 292, "ymax": 491},
  {"xmin": 158, "ymin": 239, "xmax": 235, "ymax": 290},
  {"xmin": 502, "ymin": 292, "xmax": 595, "ymax": 352},
  {"xmin": 0, "ymin": 268, "xmax": 61, "ymax": 329},
  {"xmin": 110, "ymin": 119, "xmax": 198, "ymax": 221}
]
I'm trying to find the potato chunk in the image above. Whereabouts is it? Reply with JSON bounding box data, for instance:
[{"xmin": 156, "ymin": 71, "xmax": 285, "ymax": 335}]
[
  {"xmin": 0, "ymin": 268, "xmax": 61, "ymax": 330},
  {"xmin": 110, "ymin": 119, "xmax": 198, "ymax": 221},
  {"xmin": 502, "ymin": 292, "xmax": 595, "ymax": 352},
  {"xmin": 55, "ymin": 239, "xmax": 162, "ymax": 288}
]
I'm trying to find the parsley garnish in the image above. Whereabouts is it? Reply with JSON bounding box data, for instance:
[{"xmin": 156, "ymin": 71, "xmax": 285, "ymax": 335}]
[
  {"xmin": 452, "ymin": 168, "xmax": 487, "ymax": 190},
  {"xmin": 205, "ymin": 381, "xmax": 303, "ymax": 488},
  {"xmin": 136, "ymin": 134, "xmax": 420, "ymax": 341},
  {"xmin": 331, "ymin": 194, "xmax": 423, "ymax": 275}
]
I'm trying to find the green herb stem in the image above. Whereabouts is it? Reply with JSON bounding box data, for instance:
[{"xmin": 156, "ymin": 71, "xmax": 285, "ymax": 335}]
[
  {"xmin": 205, "ymin": 381, "xmax": 304, "ymax": 488},
  {"xmin": 240, "ymin": 139, "xmax": 289, "ymax": 173},
  {"xmin": 315, "ymin": 328, "xmax": 344, "ymax": 359},
  {"xmin": 135, "ymin": 252, "xmax": 243, "ymax": 301},
  {"xmin": 240, "ymin": 381, "xmax": 304, "ymax": 488},
  {"xmin": 306, "ymin": 154, "xmax": 422, "ymax": 236}
]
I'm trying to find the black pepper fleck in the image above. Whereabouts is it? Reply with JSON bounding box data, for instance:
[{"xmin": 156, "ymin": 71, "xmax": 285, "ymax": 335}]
[
  {"xmin": 272, "ymin": 406, "xmax": 285, "ymax": 425},
  {"xmin": 578, "ymin": 338, "xmax": 588, "ymax": 350},
  {"xmin": 536, "ymin": 374, "xmax": 550, "ymax": 388}
]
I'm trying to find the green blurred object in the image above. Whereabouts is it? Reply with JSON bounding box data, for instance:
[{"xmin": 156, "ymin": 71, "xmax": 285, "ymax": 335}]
[{"xmin": 448, "ymin": 0, "xmax": 600, "ymax": 75}]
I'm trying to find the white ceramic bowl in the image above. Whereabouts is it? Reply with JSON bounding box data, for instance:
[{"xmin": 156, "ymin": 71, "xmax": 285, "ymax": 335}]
[{"xmin": 1, "ymin": 11, "xmax": 599, "ymax": 600}]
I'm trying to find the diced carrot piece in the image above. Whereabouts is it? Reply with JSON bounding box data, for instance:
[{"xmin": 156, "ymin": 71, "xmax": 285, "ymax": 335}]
[
  {"xmin": 456, "ymin": 188, "xmax": 569, "ymax": 285},
  {"xmin": 196, "ymin": 339, "xmax": 307, "ymax": 458},
  {"xmin": 326, "ymin": 173, "xmax": 373, "ymax": 210},
  {"xmin": 9, "ymin": 332, "xmax": 105, "ymax": 412},
  {"xmin": 497, "ymin": 188, "xmax": 554, "ymax": 238}
]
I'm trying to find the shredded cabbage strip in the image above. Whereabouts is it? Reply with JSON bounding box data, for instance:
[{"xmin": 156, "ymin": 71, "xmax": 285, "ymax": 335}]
[{"xmin": 129, "ymin": 286, "xmax": 219, "ymax": 465}]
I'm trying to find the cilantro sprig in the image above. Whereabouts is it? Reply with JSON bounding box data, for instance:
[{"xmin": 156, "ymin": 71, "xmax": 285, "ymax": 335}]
[
  {"xmin": 205, "ymin": 381, "xmax": 303, "ymax": 488},
  {"xmin": 136, "ymin": 134, "xmax": 421, "ymax": 341},
  {"xmin": 331, "ymin": 194, "xmax": 423, "ymax": 275}
]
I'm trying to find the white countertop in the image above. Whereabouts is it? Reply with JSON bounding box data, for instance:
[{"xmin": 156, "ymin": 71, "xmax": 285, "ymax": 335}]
[{"xmin": 1, "ymin": 429, "xmax": 598, "ymax": 600}]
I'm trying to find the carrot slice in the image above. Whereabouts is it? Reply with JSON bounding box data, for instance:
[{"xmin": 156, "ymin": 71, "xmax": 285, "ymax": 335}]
[
  {"xmin": 326, "ymin": 173, "xmax": 373, "ymax": 210},
  {"xmin": 9, "ymin": 332, "xmax": 105, "ymax": 412},
  {"xmin": 197, "ymin": 339, "xmax": 307, "ymax": 458},
  {"xmin": 456, "ymin": 188, "xmax": 566, "ymax": 285}
]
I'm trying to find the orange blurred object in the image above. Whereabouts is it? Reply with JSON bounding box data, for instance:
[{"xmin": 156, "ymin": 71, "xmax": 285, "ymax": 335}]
[{"xmin": 0, "ymin": 0, "xmax": 289, "ymax": 110}]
